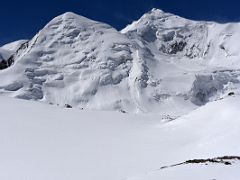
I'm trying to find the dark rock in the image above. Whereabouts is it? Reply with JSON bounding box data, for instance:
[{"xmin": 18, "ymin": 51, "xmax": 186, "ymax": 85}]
[
  {"xmin": 228, "ymin": 92, "xmax": 235, "ymax": 96},
  {"xmin": 120, "ymin": 110, "xmax": 126, "ymax": 113},
  {"xmin": 0, "ymin": 56, "xmax": 14, "ymax": 70},
  {"xmin": 224, "ymin": 161, "xmax": 232, "ymax": 165},
  {"xmin": 169, "ymin": 41, "xmax": 187, "ymax": 54},
  {"xmin": 65, "ymin": 104, "xmax": 73, "ymax": 108},
  {"xmin": 159, "ymin": 156, "xmax": 240, "ymax": 170},
  {"xmin": 160, "ymin": 41, "xmax": 187, "ymax": 54}
]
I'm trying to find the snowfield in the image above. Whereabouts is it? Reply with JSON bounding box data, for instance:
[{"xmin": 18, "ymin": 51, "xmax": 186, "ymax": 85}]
[{"xmin": 0, "ymin": 96, "xmax": 240, "ymax": 180}]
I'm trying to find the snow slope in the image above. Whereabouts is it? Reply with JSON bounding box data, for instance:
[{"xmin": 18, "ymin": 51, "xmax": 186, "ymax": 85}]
[
  {"xmin": 1, "ymin": 9, "xmax": 240, "ymax": 117},
  {"xmin": 0, "ymin": 95, "xmax": 240, "ymax": 180}
]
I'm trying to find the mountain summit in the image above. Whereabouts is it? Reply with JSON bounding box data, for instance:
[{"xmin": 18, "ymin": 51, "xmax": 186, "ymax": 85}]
[{"xmin": 1, "ymin": 9, "xmax": 240, "ymax": 117}]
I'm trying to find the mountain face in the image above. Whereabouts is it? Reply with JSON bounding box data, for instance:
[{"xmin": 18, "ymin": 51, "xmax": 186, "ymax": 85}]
[{"xmin": 1, "ymin": 9, "xmax": 240, "ymax": 117}]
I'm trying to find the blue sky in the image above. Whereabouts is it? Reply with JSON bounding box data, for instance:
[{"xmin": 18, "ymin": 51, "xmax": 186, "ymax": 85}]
[{"xmin": 1, "ymin": 0, "xmax": 240, "ymax": 45}]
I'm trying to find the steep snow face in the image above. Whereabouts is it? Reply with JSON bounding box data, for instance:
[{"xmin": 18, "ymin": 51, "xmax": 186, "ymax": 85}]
[
  {"xmin": 1, "ymin": 9, "xmax": 240, "ymax": 116},
  {"xmin": 121, "ymin": 8, "xmax": 240, "ymax": 113},
  {"xmin": 122, "ymin": 8, "xmax": 240, "ymax": 66},
  {"xmin": 123, "ymin": 9, "xmax": 212, "ymax": 60},
  {"xmin": 122, "ymin": 9, "xmax": 209, "ymax": 58},
  {"xmin": 0, "ymin": 12, "xmax": 137, "ymax": 111}
]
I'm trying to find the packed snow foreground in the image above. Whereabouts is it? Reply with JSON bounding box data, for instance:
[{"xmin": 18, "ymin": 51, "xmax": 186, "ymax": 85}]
[
  {"xmin": 1, "ymin": 8, "xmax": 240, "ymax": 179},
  {"xmin": 1, "ymin": 93, "xmax": 240, "ymax": 180}
]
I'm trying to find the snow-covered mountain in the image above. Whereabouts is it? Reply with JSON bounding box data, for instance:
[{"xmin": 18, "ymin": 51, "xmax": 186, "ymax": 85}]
[
  {"xmin": 1, "ymin": 9, "xmax": 240, "ymax": 118},
  {"xmin": 1, "ymin": 8, "xmax": 240, "ymax": 180}
]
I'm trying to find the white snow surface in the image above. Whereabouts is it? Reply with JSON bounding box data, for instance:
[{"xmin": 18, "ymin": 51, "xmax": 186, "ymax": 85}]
[
  {"xmin": 0, "ymin": 95, "xmax": 240, "ymax": 180},
  {"xmin": 1, "ymin": 9, "xmax": 240, "ymax": 117}
]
